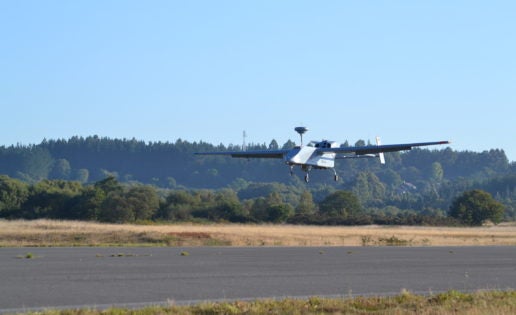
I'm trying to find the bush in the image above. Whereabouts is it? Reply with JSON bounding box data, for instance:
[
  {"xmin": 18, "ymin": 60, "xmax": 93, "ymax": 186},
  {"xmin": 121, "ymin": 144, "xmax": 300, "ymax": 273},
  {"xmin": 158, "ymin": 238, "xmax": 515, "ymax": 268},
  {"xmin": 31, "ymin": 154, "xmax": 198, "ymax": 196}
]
[{"xmin": 449, "ymin": 189, "xmax": 505, "ymax": 226}]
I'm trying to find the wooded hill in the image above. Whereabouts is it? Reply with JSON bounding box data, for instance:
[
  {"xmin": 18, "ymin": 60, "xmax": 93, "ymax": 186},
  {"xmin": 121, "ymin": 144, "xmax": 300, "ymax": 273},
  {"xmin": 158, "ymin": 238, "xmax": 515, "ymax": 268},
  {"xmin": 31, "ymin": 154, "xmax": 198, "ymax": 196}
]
[{"xmin": 0, "ymin": 136, "xmax": 514, "ymax": 220}]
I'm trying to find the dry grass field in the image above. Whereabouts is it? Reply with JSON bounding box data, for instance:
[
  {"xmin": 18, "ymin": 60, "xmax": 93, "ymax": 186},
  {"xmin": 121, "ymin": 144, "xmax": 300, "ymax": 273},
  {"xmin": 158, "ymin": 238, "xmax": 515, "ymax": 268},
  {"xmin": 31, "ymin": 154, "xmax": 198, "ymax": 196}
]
[{"xmin": 1, "ymin": 219, "xmax": 516, "ymax": 247}]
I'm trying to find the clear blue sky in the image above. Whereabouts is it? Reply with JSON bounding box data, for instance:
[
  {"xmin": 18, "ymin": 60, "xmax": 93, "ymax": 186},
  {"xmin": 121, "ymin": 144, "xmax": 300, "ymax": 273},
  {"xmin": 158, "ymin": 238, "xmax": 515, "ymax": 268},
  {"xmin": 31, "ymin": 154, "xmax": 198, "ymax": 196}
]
[{"xmin": 1, "ymin": 1, "xmax": 515, "ymax": 161}]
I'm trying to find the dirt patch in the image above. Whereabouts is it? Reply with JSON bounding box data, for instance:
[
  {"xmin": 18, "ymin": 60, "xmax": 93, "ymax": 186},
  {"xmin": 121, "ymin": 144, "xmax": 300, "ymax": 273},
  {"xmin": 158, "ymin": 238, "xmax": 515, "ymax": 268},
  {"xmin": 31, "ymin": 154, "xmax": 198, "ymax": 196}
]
[{"xmin": 167, "ymin": 232, "xmax": 211, "ymax": 239}]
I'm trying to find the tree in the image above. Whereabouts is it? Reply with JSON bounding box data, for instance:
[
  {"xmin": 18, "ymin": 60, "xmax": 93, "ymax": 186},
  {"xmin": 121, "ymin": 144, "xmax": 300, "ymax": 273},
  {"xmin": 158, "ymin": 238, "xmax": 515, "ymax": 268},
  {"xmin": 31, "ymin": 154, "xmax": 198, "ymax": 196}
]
[
  {"xmin": 205, "ymin": 189, "xmax": 247, "ymax": 222},
  {"xmin": 158, "ymin": 190, "xmax": 197, "ymax": 221},
  {"xmin": 94, "ymin": 176, "xmax": 123, "ymax": 195},
  {"xmin": 266, "ymin": 191, "xmax": 283, "ymax": 206},
  {"xmin": 431, "ymin": 162, "xmax": 444, "ymax": 183},
  {"xmin": 354, "ymin": 140, "xmax": 366, "ymax": 147},
  {"xmin": 378, "ymin": 169, "xmax": 402, "ymax": 188},
  {"xmin": 248, "ymin": 191, "xmax": 293, "ymax": 223},
  {"xmin": 319, "ymin": 190, "xmax": 362, "ymax": 217},
  {"xmin": 49, "ymin": 159, "xmax": 71, "ymax": 179},
  {"xmin": 0, "ymin": 175, "xmax": 29, "ymax": 216},
  {"xmin": 268, "ymin": 139, "xmax": 279, "ymax": 150},
  {"xmin": 98, "ymin": 192, "xmax": 134, "ymax": 223},
  {"xmin": 352, "ymin": 172, "xmax": 386, "ymax": 205},
  {"xmin": 20, "ymin": 147, "xmax": 54, "ymax": 181},
  {"xmin": 238, "ymin": 183, "xmax": 285, "ymax": 200},
  {"xmin": 74, "ymin": 169, "xmax": 89, "ymax": 183},
  {"xmin": 249, "ymin": 197, "xmax": 268, "ymax": 222},
  {"xmin": 67, "ymin": 185, "xmax": 106, "ymax": 220},
  {"xmin": 282, "ymin": 140, "xmax": 296, "ymax": 149},
  {"xmin": 449, "ymin": 189, "xmax": 505, "ymax": 226},
  {"xmin": 266, "ymin": 204, "xmax": 294, "ymax": 223},
  {"xmin": 21, "ymin": 180, "xmax": 83, "ymax": 219},
  {"xmin": 167, "ymin": 177, "xmax": 177, "ymax": 189},
  {"xmin": 126, "ymin": 186, "xmax": 160, "ymax": 221},
  {"xmin": 296, "ymin": 190, "xmax": 316, "ymax": 215}
]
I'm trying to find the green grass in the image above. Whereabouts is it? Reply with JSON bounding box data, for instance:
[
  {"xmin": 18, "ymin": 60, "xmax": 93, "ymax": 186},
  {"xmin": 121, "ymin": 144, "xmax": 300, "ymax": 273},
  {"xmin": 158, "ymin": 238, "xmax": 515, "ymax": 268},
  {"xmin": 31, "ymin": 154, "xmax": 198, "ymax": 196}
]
[
  {"xmin": 11, "ymin": 290, "xmax": 516, "ymax": 315},
  {"xmin": 16, "ymin": 252, "xmax": 36, "ymax": 259}
]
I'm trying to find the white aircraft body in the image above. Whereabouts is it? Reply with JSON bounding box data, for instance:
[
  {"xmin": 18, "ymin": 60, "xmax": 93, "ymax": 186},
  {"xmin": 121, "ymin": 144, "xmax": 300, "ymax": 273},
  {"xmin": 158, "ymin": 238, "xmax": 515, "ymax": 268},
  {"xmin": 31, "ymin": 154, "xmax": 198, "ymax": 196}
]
[{"xmin": 195, "ymin": 127, "xmax": 450, "ymax": 182}]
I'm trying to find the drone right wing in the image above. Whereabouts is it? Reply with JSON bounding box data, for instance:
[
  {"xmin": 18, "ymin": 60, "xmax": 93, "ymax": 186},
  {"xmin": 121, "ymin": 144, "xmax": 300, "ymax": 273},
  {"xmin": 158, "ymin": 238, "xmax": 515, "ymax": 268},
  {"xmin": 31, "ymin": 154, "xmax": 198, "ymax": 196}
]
[{"xmin": 319, "ymin": 140, "xmax": 450, "ymax": 155}]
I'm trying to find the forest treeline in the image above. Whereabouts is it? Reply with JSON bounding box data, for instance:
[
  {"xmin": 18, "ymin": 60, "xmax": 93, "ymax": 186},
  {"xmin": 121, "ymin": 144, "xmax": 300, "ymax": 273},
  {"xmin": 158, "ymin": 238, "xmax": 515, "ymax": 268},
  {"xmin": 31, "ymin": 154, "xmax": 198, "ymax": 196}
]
[
  {"xmin": 0, "ymin": 175, "xmax": 507, "ymax": 226},
  {"xmin": 0, "ymin": 136, "xmax": 515, "ymax": 223}
]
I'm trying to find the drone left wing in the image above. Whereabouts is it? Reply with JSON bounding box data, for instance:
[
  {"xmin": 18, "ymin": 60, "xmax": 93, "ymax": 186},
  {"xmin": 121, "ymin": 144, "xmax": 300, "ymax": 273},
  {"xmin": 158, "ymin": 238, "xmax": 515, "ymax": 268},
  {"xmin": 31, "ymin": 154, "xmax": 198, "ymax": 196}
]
[{"xmin": 194, "ymin": 149, "xmax": 290, "ymax": 159}]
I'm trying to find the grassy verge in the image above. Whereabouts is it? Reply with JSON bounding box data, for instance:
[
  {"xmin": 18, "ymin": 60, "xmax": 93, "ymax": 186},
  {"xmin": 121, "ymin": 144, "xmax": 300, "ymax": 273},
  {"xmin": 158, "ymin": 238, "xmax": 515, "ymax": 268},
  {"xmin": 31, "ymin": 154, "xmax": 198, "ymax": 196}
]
[
  {"xmin": 10, "ymin": 290, "xmax": 516, "ymax": 315},
  {"xmin": 1, "ymin": 219, "xmax": 516, "ymax": 247}
]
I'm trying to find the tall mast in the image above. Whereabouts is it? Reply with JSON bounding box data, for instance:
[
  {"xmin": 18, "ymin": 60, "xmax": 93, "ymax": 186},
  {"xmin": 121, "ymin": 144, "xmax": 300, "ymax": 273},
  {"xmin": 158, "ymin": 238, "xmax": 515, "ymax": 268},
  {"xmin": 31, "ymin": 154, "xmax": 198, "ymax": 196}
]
[
  {"xmin": 294, "ymin": 127, "xmax": 308, "ymax": 146},
  {"xmin": 242, "ymin": 130, "xmax": 247, "ymax": 151}
]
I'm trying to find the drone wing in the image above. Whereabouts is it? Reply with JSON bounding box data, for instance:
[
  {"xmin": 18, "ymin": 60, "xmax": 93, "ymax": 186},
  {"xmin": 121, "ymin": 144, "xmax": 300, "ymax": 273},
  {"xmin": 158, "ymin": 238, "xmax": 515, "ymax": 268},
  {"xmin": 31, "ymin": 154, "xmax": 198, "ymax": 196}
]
[
  {"xmin": 194, "ymin": 149, "xmax": 290, "ymax": 159},
  {"xmin": 319, "ymin": 140, "xmax": 450, "ymax": 156}
]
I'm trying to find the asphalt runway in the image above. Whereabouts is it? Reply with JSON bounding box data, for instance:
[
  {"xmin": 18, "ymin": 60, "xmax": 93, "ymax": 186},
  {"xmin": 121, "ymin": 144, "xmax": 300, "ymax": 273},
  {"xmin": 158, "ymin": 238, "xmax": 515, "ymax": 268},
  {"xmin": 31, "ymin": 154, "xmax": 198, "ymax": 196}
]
[{"xmin": 1, "ymin": 246, "xmax": 515, "ymax": 312}]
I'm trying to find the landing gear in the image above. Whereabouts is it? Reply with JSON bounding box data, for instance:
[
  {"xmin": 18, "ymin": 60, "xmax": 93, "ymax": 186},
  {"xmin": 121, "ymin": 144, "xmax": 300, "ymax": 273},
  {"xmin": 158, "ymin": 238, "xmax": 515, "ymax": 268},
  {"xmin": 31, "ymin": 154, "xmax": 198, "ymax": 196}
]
[
  {"xmin": 288, "ymin": 164, "xmax": 338, "ymax": 183},
  {"xmin": 302, "ymin": 165, "xmax": 312, "ymax": 183},
  {"xmin": 332, "ymin": 168, "xmax": 339, "ymax": 182}
]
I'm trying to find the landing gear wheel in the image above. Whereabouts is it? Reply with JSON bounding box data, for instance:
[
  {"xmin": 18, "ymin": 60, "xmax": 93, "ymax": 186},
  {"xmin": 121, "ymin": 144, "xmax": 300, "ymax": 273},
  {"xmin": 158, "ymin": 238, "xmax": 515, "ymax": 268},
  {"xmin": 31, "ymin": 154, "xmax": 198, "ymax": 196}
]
[
  {"xmin": 304, "ymin": 174, "xmax": 310, "ymax": 183},
  {"xmin": 334, "ymin": 175, "xmax": 339, "ymax": 182}
]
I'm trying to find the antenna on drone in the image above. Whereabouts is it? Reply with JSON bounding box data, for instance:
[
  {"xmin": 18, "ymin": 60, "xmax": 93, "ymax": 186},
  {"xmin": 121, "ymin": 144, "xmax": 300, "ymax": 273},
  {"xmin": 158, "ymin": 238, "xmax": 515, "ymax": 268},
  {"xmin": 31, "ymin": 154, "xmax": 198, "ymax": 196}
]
[
  {"xmin": 294, "ymin": 126, "xmax": 308, "ymax": 146},
  {"xmin": 242, "ymin": 130, "xmax": 247, "ymax": 151}
]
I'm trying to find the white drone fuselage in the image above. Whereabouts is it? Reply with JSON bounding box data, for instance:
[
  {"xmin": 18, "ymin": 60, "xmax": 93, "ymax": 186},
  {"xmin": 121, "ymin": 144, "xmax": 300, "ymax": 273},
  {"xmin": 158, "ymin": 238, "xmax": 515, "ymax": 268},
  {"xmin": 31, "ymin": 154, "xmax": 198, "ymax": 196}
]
[{"xmin": 285, "ymin": 141, "xmax": 338, "ymax": 169}]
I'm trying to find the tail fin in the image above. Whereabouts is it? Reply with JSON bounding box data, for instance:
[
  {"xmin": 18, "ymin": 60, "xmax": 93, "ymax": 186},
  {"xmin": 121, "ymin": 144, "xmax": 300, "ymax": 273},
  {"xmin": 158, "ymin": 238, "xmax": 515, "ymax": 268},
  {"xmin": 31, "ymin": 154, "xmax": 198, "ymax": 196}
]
[{"xmin": 376, "ymin": 136, "xmax": 386, "ymax": 164}]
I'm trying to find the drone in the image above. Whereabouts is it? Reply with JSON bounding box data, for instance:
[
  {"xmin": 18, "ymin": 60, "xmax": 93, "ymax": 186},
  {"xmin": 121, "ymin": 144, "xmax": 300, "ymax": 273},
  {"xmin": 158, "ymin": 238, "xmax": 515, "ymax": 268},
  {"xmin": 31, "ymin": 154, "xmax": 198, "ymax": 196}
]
[{"xmin": 195, "ymin": 127, "xmax": 450, "ymax": 182}]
